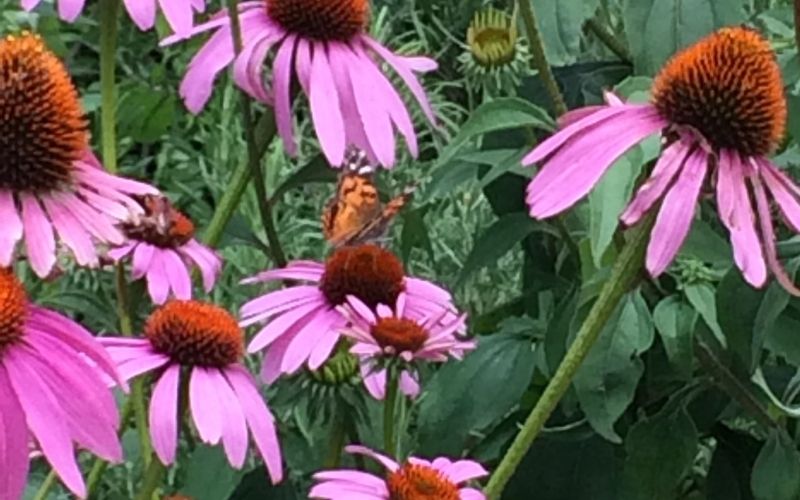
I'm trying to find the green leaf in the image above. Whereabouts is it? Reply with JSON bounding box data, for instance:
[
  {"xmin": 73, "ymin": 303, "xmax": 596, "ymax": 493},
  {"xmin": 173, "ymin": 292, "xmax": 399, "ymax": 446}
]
[
  {"xmin": 416, "ymin": 323, "xmax": 536, "ymax": 456},
  {"xmin": 400, "ymin": 206, "xmax": 434, "ymax": 262},
  {"xmin": 751, "ymin": 430, "xmax": 800, "ymax": 500},
  {"xmin": 229, "ymin": 469, "xmax": 299, "ymax": 500},
  {"xmin": 181, "ymin": 445, "xmax": 244, "ymax": 500},
  {"xmin": 623, "ymin": 0, "xmax": 747, "ymax": 75},
  {"xmin": 456, "ymin": 212, "xmax": 541, "ymax": 286},
  {"xmin": 574, "ymin": 291, "xmax": 654, "ymax": 442},
  {"xmin": 437, "ymin": 98, "xmax": 554, "ymax": 167},
  {"xmin": 653, "ymin": 296, "xmax": 698, "ymax": 377},
  {"xmin": 505, "ymin": 430, "xmax": 622, "ymax": 500},
  {"xmin": 621, "ymin": 407, "xmax": 699, "ymax": 500},
  {"xmin": 684, "ymin": 283, "xmax": 725, "ymax": 347},
  {"xmin": 118, "ymin": 86, "xmax": 176, "ymax": 144},
  {"xmin": 588, "ymin": 146, "xmax": 643, "ymax": 266},
  {"xmin": 716, "ymin": 269, "xmax": 768, "ymax": 370},
  {"xmin": 534, "ymin": 0, "xmax": 590, "ymax": 65}
]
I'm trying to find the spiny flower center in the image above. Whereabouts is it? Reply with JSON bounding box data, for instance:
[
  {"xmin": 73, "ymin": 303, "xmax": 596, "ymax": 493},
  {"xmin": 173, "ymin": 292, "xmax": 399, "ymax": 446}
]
[
  {"xmin": 0, "ymin": 33, "xmax": 87, "ymax": 193},
  {"xmin": 144, "ymin": 301, "xmax": 243, "ymax": 367},
  {"xmin": 652, "ymin": 26, "xmax": 785, "ymax": 156},
  {"xmin": 266, "ymin": 0, "xmax": 368, "ymax": 41},
  {"xmin": 122, "ymin": 195, "xmax": 195, "ymax": 248},
  {"xmin": 0, "ymin": 268, "xmax": 27, "ymax": 353},
  {"xmin": 386, "ymin": 463, "xmax": 460, "ymax": 500},
  {"xmin": 371, "ymin": 318, "xmax": 428, "ymax": 354},
  {"xmin": 319, "ymin": 244, "xmax": 405, "ymax": 309},
  {"xmin": 467, "ymin": 8, "xmax": 518, "ymax": 68}
]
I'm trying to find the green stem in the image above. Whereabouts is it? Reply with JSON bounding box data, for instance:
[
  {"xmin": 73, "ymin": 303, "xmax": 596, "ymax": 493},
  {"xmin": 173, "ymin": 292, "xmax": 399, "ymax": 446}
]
[
  {"xmin": 484, "ymin": 212, "xmax": 655, "ymax": 499},
  {"xmin": 224, "ymin": 0, "xmax": 287, "ymax": 267},
  {"xmin": 134, "ymin": 372, "xmax": 190, "ymax": 500},
  {"xmin": 86, "ymin": 398, "xmax": 135, "ymax": 496},
  {"xmin": 383, "ymin": 367, "xmax": 400, "ymax": 457},
  {"xmin": 324, "ymin": 401, "xmax": 348, "ymax": 468},
  {"xmin": 30, "ymin": 470, "xmax": 57, "ymax": 500},
  {"xmin": 794, "ymin": 0, "xmax": 800, "ymax": 55},
  {"xmin": 584, "ymin": 17, "xmax": 632, "ymax": 63},
  {"xmin": 518, "ymin": 0, "xmax": 567, "ymax": 116},
  {"xmin": 99, "ymin": 0, "xmax": 119, "ymax": 174}
]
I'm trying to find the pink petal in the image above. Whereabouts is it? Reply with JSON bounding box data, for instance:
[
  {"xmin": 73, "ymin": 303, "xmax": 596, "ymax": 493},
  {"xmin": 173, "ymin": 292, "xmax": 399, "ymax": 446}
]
[
  {"xmin": 21, "ymin": 194, "xmax": 56, "ymax": 278},
  {"xmin": 399, "ymin": 370, "xmax": 420, "ymax": 398},
  {"xmin": 146, "ymin": 250, "xmax": 171, "ymax": 305},
  {"xmin": 42, "ymin": 196, "xmax": 98, "ymax": 267},
  {"xmin": 621, "ymin": 140, "xmax": 690, "ymax": 225},
  {"xmin": 57, "ymin": 0, "xmax": 85, "ymax": 22},
  {"xmin": 224, "ymin": 366, "xmax": 283, "ymax": 483},
  {"xmin": 0, "ymin": 367, "xmax": 29, "ymax": 500},
  {"xmin": 360, "ymin": 362, "xmax": 386, "ymax": 400},
  {"xmin": 190, "ymin": 367, "xmax": 223, "ymax": 445},
  {"xmin": 239, "ymin": 285, "xmax": 323, "ymax": 324},
  {"xmin": 158, "ymin": 0, "xmax": 193, "ymax": 37},
  {"xmin": 179, "ymin": 23, "xmax": 236, "ymax": 113},
  {"xmin": 309, "ymin": 42, "xmax": 346, "ymax": 165},
  {"xmin": 163, "ymin": 249, "xmax": 192, "ymax": 300},
  {"xmin": 273, "ymin": 34, "xmax": 298, "ymax": 156},
  {"xmin": 344, "ymin": 445, "xmax": 399, "ymax": 472},
  {"xmin": 132, "ymin": 243, "xmax": 156, "ymax": 279},
  {"xmin": 761, "ymin": 160, "xmax": 800, "ymax": 232},
  {"xmin": 280, "ymin": 309, "xmax": 342, "ymax": 374},
  {"xmin": 646, "ymin": 149, "xmax": 708, "ymax": 277},
  {"xmin": 210, "ymin": 369, "xmax": 249, "ymax": 468},
  {"xmin": 247, "ymin": 302, "xmax": 327, "ymax": 353},
  {"xmin": 181, "ymin": 240, "xmax": 221, "ymax": 292},
  {"xmin": 443, "ymin": 460, "xmax": 489, "ymax": 483},
  {"xmin": 123, "ymin": 0, "xmax": 156, "ymax": 29},
  {"xmin": 0, "ymin": 191, "xmax": 22, "ymax": 266},
  {"xmin": 150, "ymin": 364, "xmax": 180, "ymax": 465}
]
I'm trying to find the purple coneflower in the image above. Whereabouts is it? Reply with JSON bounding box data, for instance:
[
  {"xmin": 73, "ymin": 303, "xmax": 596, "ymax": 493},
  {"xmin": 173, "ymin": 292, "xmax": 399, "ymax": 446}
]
[
  {"xmin": 22, "ymin": 0, "xmax": 204, "ymax": 37},
  {"xmin": 240, "ymin": 244, "xmax": 456, "ymax": 383},
  {"xmin": 0, "ymin": 268, "xmax": 124, "ymax": 499},
  {"xmin": 108, "ymin": 195, "xmax": 222, "ymax": 305},
  {"xmin": 340, "ymin": 293, "xmax": 473, "ymax": 400},
  {"xmin": 524, "ymin": 27, "xmax": 800, "ymax": 293},
  {"xmin": 100, "ymin": 300, "xmax": 283, "ymax": 479},
  {"xmin": 310, "ymin": 445, "xmax": 488, "ymax": 500},
  {"xmin": 162, "ymin": 0, "xmax": 437, "ymax": 168},
  {"xmin": 0, "ymin": 33, "xmax": 157, "ymax": 278}
]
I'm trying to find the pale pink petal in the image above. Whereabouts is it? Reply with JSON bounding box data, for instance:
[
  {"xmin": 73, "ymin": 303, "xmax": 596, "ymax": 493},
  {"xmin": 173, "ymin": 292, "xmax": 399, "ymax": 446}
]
[
  {"xmin": 58, "ymin": 0, "xmax": 85, "ymax": 22},
  {"xmin": 117, "ymin": 351, "xmax": 172, "ymax": 381},
  {"xmin": 149, "ymin": 364, "xmax": 180, "ymax": 465},
  {"xmin": 0, "ymin": 192, "xmax": 21, "ymax": 266},
  {"xmin": 210, "ymin": 369, "xmax": 249, "ymax": 468},
  {"xmin": 308, "ymin": 318, "xmax": 346, "ymax": 370},
  {"xmin": 163, "ymin": 249, "xmax": 192, "ymax": 300},
  {"xmin": 346, "ymin": 295, "xmax": 377, "ymax": 324},
  {"xmin": 146, "ymin": 250, "xmax": 171, "ymax": 305},
  {"xmin": 21, "ymin": 194, "xmax": 56, "ymax": 277},
  {"xmin": 399, "ymin": 370, "xmax": 420, "ymax": 398},
  {"xmin": 60, "ymin": 192, "xmax": 125, "ymax": 243},
  {"xmin": 180, "ymin": 240, "xmax": 221, "ymax": 292},
  {"xmin": 621, "ymin": 140, "xmax": 690, "ymax": 225},
  {"xmin": 646, "ymin": 149, "xmax": 708, "ymax": 277},
  {"xmin": 761, "ymin": 160, "xmax": 800, "ymax": 232},
  {"xmin": 274, "ymin": 34, "xmax": 298, "ymax": 155},
  {"xmin": 360, "ymin": 362, "xmax": 386, "ymax": 400},
  {"xmin": 459, "ymin": 487, "xmax": 486, "ymax": 500},
  {"xmin": 178, "ymin": 21, "xmax": 237, "ymax": 113},
  {"xmin": 0, "ymin": 367, "xmax": 29, "ymax": 500},
  {"xmin": 240, "ymin": 285, "xmax": 323, "ymax": 322},
  {"xmin": 107, "ymin": 243, "xmax": 135, "ymax": 261},
  {"xmin": 123, "ymin": 0, "xmax": 156, "ymax": 30},
  {"xmin": 443, "ymin": 460, "xmax": 489, "ymax": 483},
  {"xmin": 132, "ymin": 243, "xmax": 156, "ymax": 279},
  {"xmin": 224, "ymin": 366, "xmax": 283, "ymax": 483},
  {"xmin": 294, "ymin": 38, "xmax": 312, "ymax": 93},
  {"xmin": 190, "ymin": 367, "xmax": 223, "ymax": 445},
  {"xmin": 42, "ymin": 196, "xmax": 98, "ymax": 267},
  {"xmin": 159, "ymin": 0, "xmax": 193, "ymax": 37},
  {"xmin": 21, "ymin": 0, "xmax": 42, "ymax": 11},
  {"xmin": 309, "ymin": 42, "xmax": 346, "ymax": 165},
  {"xmin": 247, "ymin": 302, "xmax": 328, "ymax": 353},
  {"xmin": 280, "ymin": 309, "xmax": 343, "ymax": 374}
]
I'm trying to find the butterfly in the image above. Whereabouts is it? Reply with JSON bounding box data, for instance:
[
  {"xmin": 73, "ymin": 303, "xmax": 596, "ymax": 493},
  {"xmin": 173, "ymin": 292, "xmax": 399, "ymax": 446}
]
[{"xmin": 322, "ymin": 146, "xmax": 415, "ymax": 248}]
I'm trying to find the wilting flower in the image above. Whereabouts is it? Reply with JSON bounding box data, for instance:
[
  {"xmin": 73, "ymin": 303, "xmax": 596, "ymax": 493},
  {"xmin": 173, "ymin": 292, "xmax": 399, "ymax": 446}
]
[
  {"xmin": 341, "ymin": 293, "xmax": 473, "ymax": 400},
  {"xmin": 524, "ymin": 27, "xmax": 800, "ymax": 293},
  {"xmin": 109, "ymin": 195, "xmax": 222, "ymax": 305},
  {"xmin": 0, "ymin": 268, "xmax": 124, "ymax": 499},
  {"xmin": 99, "ymin": 301, "xmax": 283, "ymax": 479},
  {"xmin": 240, "ymin": 244, "xmax": 456, "ymax": 383},
  {"xmin": 0, "ymin": 33, "xmax": 156, "ymax": 278},
  {"xmin": 310, "ymin": 445, "xmax": 488, "ymax": 500},
  {"xmin": 163, "ymin": 0, "xmax": 437, "ymax": 168},
  {"xmin": 21, "ymin": 0, "xmax": 204, "ymax": 37}
]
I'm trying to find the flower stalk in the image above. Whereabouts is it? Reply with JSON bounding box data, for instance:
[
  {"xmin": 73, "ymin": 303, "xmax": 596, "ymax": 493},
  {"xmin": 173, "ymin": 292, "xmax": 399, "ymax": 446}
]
[
  {"xmin": 484, "ymin": 212, "xmax": 655, "ymax": 499},
  {"xmin": 383, "ymin": 366, "xmax": 400, "ymax": 457},
  {"xmin": 517, "ymin": 0, "xmax": 566, "ymax": 116}
]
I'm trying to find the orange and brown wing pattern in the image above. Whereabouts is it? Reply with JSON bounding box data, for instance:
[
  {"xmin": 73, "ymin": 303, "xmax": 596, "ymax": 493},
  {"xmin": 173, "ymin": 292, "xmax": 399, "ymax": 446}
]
[{"xmin": 322, "ymin": 147, "xmax": 414, "ymax": 248}]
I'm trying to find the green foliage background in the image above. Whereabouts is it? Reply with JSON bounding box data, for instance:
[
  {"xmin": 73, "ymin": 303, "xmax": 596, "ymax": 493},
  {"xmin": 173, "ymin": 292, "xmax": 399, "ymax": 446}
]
[{"xmin": 7, "ymin": 0, "xmax": 800, "ymax": 498}]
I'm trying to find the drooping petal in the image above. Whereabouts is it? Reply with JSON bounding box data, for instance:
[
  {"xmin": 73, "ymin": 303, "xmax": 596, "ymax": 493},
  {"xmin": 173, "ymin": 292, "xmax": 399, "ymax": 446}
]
[
  {"xmin": 224, "ymin": 366, "xmax": 283, "ymax": 483},
  {"xmin": 163, "ymin": 249, "xmax": 192, "ymax": 300},
  {"xmin": 21, "ymin": 194, "xmax": 56, "ymax": 277},
  {"xmin": 646, "ymin": 149, "xmax": 708, "ymax": 277},
  {"xmin": 158, "ymin": 0, "xmax": 193, "ymax": 37},
  {"xmin": 621, "ymin": 140, "xmax": 690, "ymax": 225},
  {"xmin": 273, "ymin": 34, "xmax": 299, "ymax": 156},
  {"xmin": 280, "ymin": 308, "xmax": 342, "ymax": 374},
  {"xmin": 146, "ymin": 250, "xmax": 171, "ymax": 305},
  {"xmin": 761, "ymin": 159, "xmax": 800, "ymax": 232},
  {"xmin": 0, "ymin": 366, "xmax": 29, "ymax": 500},
  {"xmin": 132, "ymin": 243, "xmax": 156, "ymax": 280},
  {"xmin": 57, "ymin": 0, "xmax": 85, "ymax": 22},
  {"xmin": 247, "ymin": 301, "xmax": 327, "ymax": 353},
  {"xmin": 42, "ymin": 196, "xmax": 98, "ymax": 267},
  {"xmin": 344, "ymin": 445, "xmax": 399, "ymax": 472},
  {"xmin": 211, "ymin": 369, "xmax": 249, "ymax": 468},
  {"xmin": 149, "ymin": 364, "xmax": 181, "ymax": 465},
  {"xmin": 309, "ymin": 42, "xmax": 346, "ymax": 166},
  {"xmin": 180, "ymin": 240, "xmax": 221, "ymax": 292},
  {"xmin": 190, "ymin": 367, "xmax": 223, "ymax": 445},
  {"xmin": 123, "ymin": 0, "xmax": 156, "ymax": 30}
]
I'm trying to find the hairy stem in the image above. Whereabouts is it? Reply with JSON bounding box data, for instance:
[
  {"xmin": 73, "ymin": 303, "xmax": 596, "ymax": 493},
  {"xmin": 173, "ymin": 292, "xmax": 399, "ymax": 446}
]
[
  {"xmin": 324, "ymin": 401, "xmax": 348, "ymax": 468},
  {"xmin": 224, "ymin": 0, "xmax": 287, "ymax": 266},
  {"xmin": 484, "ymin": 213, "xmax": 655, "ymax": 499},
  {"xmin": 518, "ymin": 0, "xmax": 567, "ymax": 116},
  {"xmin": 584, "ymin": 17, "xmax": 632, "ymax": 63}
]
